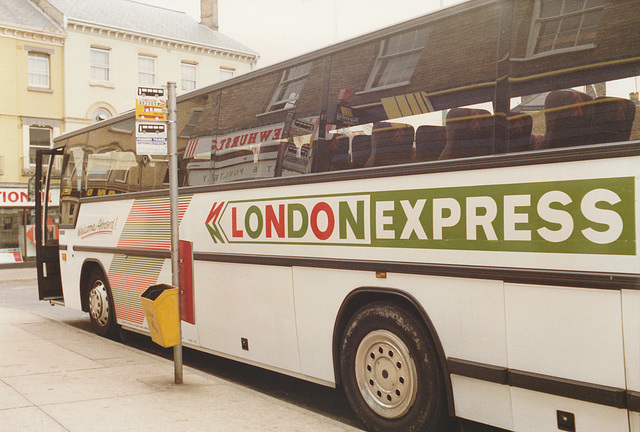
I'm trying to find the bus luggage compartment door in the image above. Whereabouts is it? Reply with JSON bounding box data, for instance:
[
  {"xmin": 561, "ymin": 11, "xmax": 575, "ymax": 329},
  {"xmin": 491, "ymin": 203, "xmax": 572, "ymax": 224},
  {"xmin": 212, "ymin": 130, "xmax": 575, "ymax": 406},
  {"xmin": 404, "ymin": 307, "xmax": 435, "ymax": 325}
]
[{"xmin": 35, "ymin": 148, "xmax": 64, "ymax": 302}]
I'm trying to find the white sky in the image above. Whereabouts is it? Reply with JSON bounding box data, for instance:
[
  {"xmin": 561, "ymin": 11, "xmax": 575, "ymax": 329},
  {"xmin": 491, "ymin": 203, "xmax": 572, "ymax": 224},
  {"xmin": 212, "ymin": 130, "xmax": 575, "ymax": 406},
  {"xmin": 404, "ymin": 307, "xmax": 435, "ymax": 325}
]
[{"xmin": 138, "ymin": 0, "xmax": 462, "ymax": 67}]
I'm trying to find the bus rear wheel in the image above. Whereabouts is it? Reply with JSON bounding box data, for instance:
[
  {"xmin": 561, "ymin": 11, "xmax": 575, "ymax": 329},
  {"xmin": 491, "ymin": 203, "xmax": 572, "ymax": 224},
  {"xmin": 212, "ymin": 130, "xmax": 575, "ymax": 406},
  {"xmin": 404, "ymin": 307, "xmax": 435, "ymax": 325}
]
[
  {"xmin": 86, "ymin": 269, "xmax": 118, "ymax": 338},
  {"xmin": 339, "ymin": 301, "xmax": 448, "ymax": 432}
]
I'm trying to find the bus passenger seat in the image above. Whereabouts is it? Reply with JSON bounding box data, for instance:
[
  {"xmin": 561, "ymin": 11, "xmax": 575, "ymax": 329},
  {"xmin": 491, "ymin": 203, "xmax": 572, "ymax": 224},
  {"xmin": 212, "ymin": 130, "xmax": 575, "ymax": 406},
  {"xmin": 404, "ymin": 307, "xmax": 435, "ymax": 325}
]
[
  {"xmin": 530, "ymin": 134, "xmax": 544, "ymax": 150},
  {"xmin": 328, "ymin": 135, "xmax": 351, "ymax": 171},
  {"xmin": 439, "ymin": 108, "xmax": 494, "ymax": 160},
  {"xmin": 589, "ymin": 97, "xmax": 636, "ymax": 145},
  {"xmin": 351, "ymin": 135, "xmax": 372, "ymax": 168},
  {"xmin": 365, "ymin": 122, "xmax": 414, "ymax": 167},
  {"xmin": 507, "ymin": 114, "xmax": 533, "ymax": 152},
  {"xmin": 415, "ymin": 125, "xmax": 446, "ymax": 161},
  {"xmin": 540, "ymin": 89, "xmax": 593, "ymax": 149}
]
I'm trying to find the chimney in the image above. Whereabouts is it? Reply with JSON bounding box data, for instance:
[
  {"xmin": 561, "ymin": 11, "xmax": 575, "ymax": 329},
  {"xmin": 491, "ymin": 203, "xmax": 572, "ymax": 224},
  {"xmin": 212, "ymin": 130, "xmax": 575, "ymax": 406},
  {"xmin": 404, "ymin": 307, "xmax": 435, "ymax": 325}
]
[{"xmin": 201, "ymin": 0, "xmax": 219, "ymax": 31}]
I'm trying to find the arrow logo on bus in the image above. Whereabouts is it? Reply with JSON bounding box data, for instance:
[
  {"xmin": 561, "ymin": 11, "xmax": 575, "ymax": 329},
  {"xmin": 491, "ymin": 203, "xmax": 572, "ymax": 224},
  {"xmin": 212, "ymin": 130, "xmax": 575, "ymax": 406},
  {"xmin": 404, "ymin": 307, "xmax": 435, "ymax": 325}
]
[{"xmin": 205, "ymin": 202, "xmax": 227, "ymax": 243}]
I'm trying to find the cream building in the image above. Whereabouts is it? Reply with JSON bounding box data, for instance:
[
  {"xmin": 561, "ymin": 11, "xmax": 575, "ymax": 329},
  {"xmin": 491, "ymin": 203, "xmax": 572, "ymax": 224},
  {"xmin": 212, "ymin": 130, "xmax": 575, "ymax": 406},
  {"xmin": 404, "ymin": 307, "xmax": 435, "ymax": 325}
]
[
  {"xmin": 0, "ymin": 0, "xmax": 65, "ymax": 262},
  {"xmin": 40, "ymin": 0, "xmax": 259, "ymax": 132},
  {"xmin": 0, "ymin": 0, "xmax": 258, "ymax": 262}
]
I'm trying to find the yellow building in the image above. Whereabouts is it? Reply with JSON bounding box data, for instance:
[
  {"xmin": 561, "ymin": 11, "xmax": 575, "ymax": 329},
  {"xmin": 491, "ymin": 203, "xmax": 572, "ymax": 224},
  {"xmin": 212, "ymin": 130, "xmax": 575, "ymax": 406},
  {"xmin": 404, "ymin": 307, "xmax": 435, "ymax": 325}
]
[
  {"xmin": 0, "ymin": 0, "xmax": 65, "ymax": 262},
  {"xmin": 0, "ymin": 0, "xmax": 257, "ymax": 262}
]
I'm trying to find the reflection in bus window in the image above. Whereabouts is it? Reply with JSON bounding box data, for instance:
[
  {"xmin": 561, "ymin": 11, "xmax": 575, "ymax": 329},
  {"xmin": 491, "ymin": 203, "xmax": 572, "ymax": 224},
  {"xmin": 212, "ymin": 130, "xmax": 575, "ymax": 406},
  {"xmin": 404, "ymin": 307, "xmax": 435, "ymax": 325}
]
[
  {"xmin": 282, "ymin": 134, "xmax": 314, "ymax": 176},
  {"xmin": 85, "ymin": 150, "xmax": 142, "ymax": 195},
  {"xmin": 323, "ymin": 101, "xmax": 500, "ymax": 169},
  {"xmin": 213, "ymin": 141, "xmax": 282, "ymax": 184},
  {"xmin": 511, "ymin": 80, "xmax": 639, "ymax": 151}
]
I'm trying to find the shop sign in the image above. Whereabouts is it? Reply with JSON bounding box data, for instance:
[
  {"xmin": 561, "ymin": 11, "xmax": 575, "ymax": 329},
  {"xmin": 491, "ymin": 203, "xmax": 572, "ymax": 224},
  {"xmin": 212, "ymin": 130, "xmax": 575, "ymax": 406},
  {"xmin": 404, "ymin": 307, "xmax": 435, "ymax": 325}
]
[
  {"xmin": 0, "ymin": 187, "xmax": 59, "ymax": 207},
  {"xmin": 289, "ymin": 118, "xmax": 317, "ymax": 137},
  {"xmin": 335, "ymin": 105, "xmax": 359, "ymax": 126}
]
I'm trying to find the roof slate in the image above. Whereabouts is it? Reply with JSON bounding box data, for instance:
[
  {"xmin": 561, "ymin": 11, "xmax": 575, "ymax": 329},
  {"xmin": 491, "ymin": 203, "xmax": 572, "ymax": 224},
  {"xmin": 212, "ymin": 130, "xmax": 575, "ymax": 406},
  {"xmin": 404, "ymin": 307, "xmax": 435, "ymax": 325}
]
[
  {"xmin": 39, "ymin": 0, "xmax": 257, "ymax": 56},
  {"xmin": 0, "ymin": 0, "xmax": 63, "ymax": 32}
]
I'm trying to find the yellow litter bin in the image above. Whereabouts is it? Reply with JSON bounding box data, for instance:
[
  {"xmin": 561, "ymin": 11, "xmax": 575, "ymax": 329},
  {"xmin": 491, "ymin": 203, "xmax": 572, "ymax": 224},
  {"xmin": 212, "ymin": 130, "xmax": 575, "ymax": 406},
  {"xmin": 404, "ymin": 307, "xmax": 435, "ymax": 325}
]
[{"xmin": 140, "ymin": 284, "xmax": 180, "ymax": 348}]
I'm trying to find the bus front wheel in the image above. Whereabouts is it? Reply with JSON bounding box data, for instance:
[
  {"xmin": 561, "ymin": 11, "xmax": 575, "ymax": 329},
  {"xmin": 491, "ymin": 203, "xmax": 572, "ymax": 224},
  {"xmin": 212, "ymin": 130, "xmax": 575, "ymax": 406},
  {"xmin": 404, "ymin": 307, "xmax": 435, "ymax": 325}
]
[
  {"xmin": 339, "ymin": 301, "xmax": 448, "ymax": 432},
  {"xmin": 86, "ymin": 269, "xmax": 118, "ymax": 338}
]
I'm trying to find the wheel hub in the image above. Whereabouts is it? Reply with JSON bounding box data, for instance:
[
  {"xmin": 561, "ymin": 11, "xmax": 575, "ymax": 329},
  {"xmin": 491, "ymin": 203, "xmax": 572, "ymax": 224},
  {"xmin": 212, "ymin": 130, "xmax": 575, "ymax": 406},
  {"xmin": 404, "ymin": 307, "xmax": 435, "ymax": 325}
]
[
  {"xmin": 89, "ymin": 281, "xmax": 110, "ymax": 327},
  {"xmin": 355, "ymin": 330, "xmax": 418, "ymax": 419}
]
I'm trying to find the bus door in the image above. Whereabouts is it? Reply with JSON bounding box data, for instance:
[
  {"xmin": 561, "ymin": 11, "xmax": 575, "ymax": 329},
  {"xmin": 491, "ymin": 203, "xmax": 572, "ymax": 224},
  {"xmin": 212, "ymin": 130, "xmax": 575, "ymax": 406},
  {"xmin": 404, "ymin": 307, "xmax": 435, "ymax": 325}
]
[{"xmin": 35, "ymin": 148, "xmax": 65, "ymax": 302}]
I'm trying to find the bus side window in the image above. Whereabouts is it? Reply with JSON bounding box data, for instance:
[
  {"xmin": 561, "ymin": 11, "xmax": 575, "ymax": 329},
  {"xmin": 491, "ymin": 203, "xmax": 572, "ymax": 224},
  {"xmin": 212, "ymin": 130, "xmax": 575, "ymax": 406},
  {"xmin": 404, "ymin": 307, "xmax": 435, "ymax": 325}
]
[
  {"xmin": 518, "ymin": 86, "xmax": 638, "ymax": 151},
  {"xmin": 589, "ymin": 97, "xmax": 636, "ymax": 145},
  {"xmin": 538, "ymin": 90, "xmax": 593, "ymax": 150},
  {"xmin": 439, "ymin": 108, "xmax": 493, "ymax": 160},
  {"xmin": 505, "ymin": 114, "xmax": 533, "ymax": 153},
  {"xmin": 364, "ymin": 122, "xmax": 414, "ymax": 168},
  {"xmin": 327, "ymin": 135, "xmax": 351, "ymax": 171},
  {"xmin": 351, "ymin": 135, "xmax": 372, "ymax": 168},
  {"xmin": 281, "ymin": 140, "xmax": 313, "ymax": 177},
  {"xmin": 415, "ymin": 125, "xmax": 446, "ymax": 162}
]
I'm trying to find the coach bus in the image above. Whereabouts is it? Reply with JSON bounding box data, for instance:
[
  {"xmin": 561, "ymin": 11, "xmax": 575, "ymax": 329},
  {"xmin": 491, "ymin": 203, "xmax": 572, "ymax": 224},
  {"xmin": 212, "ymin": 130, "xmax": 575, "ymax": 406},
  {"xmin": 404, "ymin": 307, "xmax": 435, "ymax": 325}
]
[{"xmin": 34, "ymin": 0, "xmax": 640, "ymax": 430}]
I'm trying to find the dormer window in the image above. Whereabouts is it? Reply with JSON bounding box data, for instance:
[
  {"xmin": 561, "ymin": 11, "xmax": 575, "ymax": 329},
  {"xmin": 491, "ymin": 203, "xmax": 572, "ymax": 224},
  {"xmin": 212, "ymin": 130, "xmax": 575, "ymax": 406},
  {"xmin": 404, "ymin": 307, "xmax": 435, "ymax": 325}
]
[
  {"xmin": 366, "ymin": 27, "xmax": 429, "ymax": 91},
  {"xmin": 527, "ymin": 0, "xmax": 606, "ymax": 57},
  {"xmin": 267, "ymin": 63, "xmax": 311, "ymax": 112}
]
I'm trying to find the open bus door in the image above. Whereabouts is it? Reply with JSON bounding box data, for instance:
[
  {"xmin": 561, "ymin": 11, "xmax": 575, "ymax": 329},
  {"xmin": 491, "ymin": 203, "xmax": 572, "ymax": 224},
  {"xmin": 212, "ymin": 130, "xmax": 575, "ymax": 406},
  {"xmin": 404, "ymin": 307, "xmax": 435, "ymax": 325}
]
[{"xmin": 35, "ymin": 148, "xmax": 65, "ymax": 302}]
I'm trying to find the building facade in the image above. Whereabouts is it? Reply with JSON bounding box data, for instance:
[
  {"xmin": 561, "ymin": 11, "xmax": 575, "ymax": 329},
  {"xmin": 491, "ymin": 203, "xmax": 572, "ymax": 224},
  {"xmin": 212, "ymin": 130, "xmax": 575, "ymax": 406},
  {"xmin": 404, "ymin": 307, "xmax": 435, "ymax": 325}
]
[
  {"xmin": 0, "ymin": 0, "xmax": 258, "ymax": 262},
  {"xmin": 0, "ymin": 0, "xmax": 65, "ymax": 262},
  {"xmin": 42, "ymin": 0, "xmax": 258, "ymax": 132}
]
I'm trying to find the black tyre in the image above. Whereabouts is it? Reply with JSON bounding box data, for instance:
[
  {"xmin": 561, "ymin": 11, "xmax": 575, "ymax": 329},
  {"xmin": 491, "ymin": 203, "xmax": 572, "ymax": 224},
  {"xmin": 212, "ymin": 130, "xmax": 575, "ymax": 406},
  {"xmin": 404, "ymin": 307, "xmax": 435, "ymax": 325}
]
[
  {"xmin": 340, "ymin": 301, "xmax": 449, "ymax": 432},
  {"xmin": 86, "ymin": 269, "xmax": 118, "ymax": 338}
]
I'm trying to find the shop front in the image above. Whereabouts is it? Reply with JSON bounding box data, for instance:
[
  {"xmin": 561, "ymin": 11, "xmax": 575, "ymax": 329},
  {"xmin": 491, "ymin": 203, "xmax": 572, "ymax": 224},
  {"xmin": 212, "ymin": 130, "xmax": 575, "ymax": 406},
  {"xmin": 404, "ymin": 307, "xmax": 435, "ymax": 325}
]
[{"xmin": 0, "ymin": 185, "xmax": 59, "ymax": 264}]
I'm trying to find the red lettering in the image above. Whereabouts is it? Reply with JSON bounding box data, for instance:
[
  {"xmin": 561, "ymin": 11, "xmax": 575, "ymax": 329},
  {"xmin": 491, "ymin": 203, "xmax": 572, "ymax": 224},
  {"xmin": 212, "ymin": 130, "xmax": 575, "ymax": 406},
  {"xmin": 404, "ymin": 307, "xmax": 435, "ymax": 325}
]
[
  {"xmin": 206, "ymin": 202, "xmax": 225, "ymax": 224},
  {"xmin": 248, "ymin": 132, "xmax": 259, "ymax": 144},
  {"xmin": 239, "ymin": 134, "xmax": 248, "ymax": 146},
  {"xmin": 20, "ymin": 192, "xmax": 29, "ymax": 203},
  {"xmin": 265, "ymin": 204, "xmax": 285, "ymax": 238},
  {"xmin": 225, "ymin": 138, "xmax": 232, "ymax": 149},
  {"xmin": 232, "ymin": 207, "xmax": 243, "ymax": 237},
  {"xmin": 231, "ymin": 136, "xmax": 240, "ymax": 148},
  {"xmin": 259, "ymin": 130, "xmax": 272, "ymax": 142},
  {"xmin": 310, "ymin": 202, "xmax": 334, "ymax": 241},
  {"xmin": 8, "ymin": 192, "xmax": 18, "ymax": 203},
  {"xmin": 272, "ymin": 128, "xmax": 282, "ymax": 140}
]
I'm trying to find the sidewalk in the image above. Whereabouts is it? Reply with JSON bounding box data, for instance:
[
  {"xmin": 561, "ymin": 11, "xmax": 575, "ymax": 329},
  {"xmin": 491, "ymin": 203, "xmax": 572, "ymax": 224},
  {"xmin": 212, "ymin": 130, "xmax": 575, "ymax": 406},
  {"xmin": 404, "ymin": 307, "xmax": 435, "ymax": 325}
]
[
  {"xmin": 0, "ymin": 305, "xmax": 361, "ymax": 432},
  {"xmin": 0, "ymin": 265, "xmax": 38, "ymax": 283}
]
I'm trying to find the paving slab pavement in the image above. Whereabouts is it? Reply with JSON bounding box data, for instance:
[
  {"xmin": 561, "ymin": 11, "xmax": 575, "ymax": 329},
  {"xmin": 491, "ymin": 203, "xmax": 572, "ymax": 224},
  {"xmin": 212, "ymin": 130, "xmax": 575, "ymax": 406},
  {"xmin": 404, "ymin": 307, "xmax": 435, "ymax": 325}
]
[
  {"xmin": 0, "ymin": 265, "xmax": 38, "ymax": 283},
  {"xmin": 0, "ymin": 305, "xmax": 362, "ymax": 432}
]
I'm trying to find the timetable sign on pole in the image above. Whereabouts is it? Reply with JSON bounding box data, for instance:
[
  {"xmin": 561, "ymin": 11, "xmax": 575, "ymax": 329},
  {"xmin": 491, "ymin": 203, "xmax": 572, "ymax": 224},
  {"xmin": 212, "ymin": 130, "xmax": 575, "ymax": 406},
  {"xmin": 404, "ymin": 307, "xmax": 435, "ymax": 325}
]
[
  {"xmin": 136, "ymin": 122, "xmax": 168, "ymax": 155},
  {"xmin": 136, "ymin": 87, "xmax": 167, "ymax": 121}
]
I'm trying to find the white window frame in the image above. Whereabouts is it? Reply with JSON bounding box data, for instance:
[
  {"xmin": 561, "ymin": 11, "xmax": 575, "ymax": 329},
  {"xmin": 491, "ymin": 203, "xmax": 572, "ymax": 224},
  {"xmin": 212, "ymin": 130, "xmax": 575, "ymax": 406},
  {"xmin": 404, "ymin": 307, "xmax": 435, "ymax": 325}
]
[
  {"xmin": 365, "ymin": 27, "xmax": 429, "ymax": 92},
  {"xmin": 90, "ymin": 47, "xmax": 111, "ymax": 82},
  {"xmin": 220, "ymin": 67, "xmax": 235, "ymax": 81},
  {"xmin": 21, "ymin": 118, "xmax": 60, "ymax": 175},
  {"xmin": 28, "ymin": 52, "xmax": 50, "ymax": 89},
  {"xmin": 265, "ymin": 63, "xmax": 311, "ymax": 113},
  {"xmin": 27, "ymin": 127, "xmax": 52, "ymax": 172},
  {"xmin": 526, "ymin": 0, "xmax": 606, "ymax": 58},
  {"xmin": 181, "ymin": 62, "xmax": 198, "ymax": 92},
  {"xmin": 138, "ymin": 55, "xmax": 156, "ymax": 85}
]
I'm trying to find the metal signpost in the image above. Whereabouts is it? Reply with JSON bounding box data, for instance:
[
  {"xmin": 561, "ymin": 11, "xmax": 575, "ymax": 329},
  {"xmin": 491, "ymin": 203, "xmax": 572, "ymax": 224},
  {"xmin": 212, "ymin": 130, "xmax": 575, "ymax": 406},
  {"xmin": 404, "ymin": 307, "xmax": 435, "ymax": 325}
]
[
  {"xmin": 135, "ymin": 83, "xmax": 182, "ymax": 384},
  {"xmin": 166, "ymin": 82, "xmax": 183, "ymax": 384}
]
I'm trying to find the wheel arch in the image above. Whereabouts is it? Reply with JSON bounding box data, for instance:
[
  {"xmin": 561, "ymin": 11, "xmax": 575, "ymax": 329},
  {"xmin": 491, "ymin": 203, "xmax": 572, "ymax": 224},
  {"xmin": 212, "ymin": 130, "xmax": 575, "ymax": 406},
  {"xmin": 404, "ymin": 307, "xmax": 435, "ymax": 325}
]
[
  {"xmin": 332, "ymin": 287, "xmax": 456, "ymax": 417},
  {"xmin": 79, "ymin": 259, "xmax": 109, "ymax": 313}
]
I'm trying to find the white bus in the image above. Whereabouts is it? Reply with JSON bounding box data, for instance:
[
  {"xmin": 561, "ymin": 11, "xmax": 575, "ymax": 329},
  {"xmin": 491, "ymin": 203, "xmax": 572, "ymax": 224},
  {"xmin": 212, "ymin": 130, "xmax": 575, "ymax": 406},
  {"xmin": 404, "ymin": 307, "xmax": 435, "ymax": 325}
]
[{"xmin": 35, "ymin": 1, "xmax": 640, "ymax": 430}]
